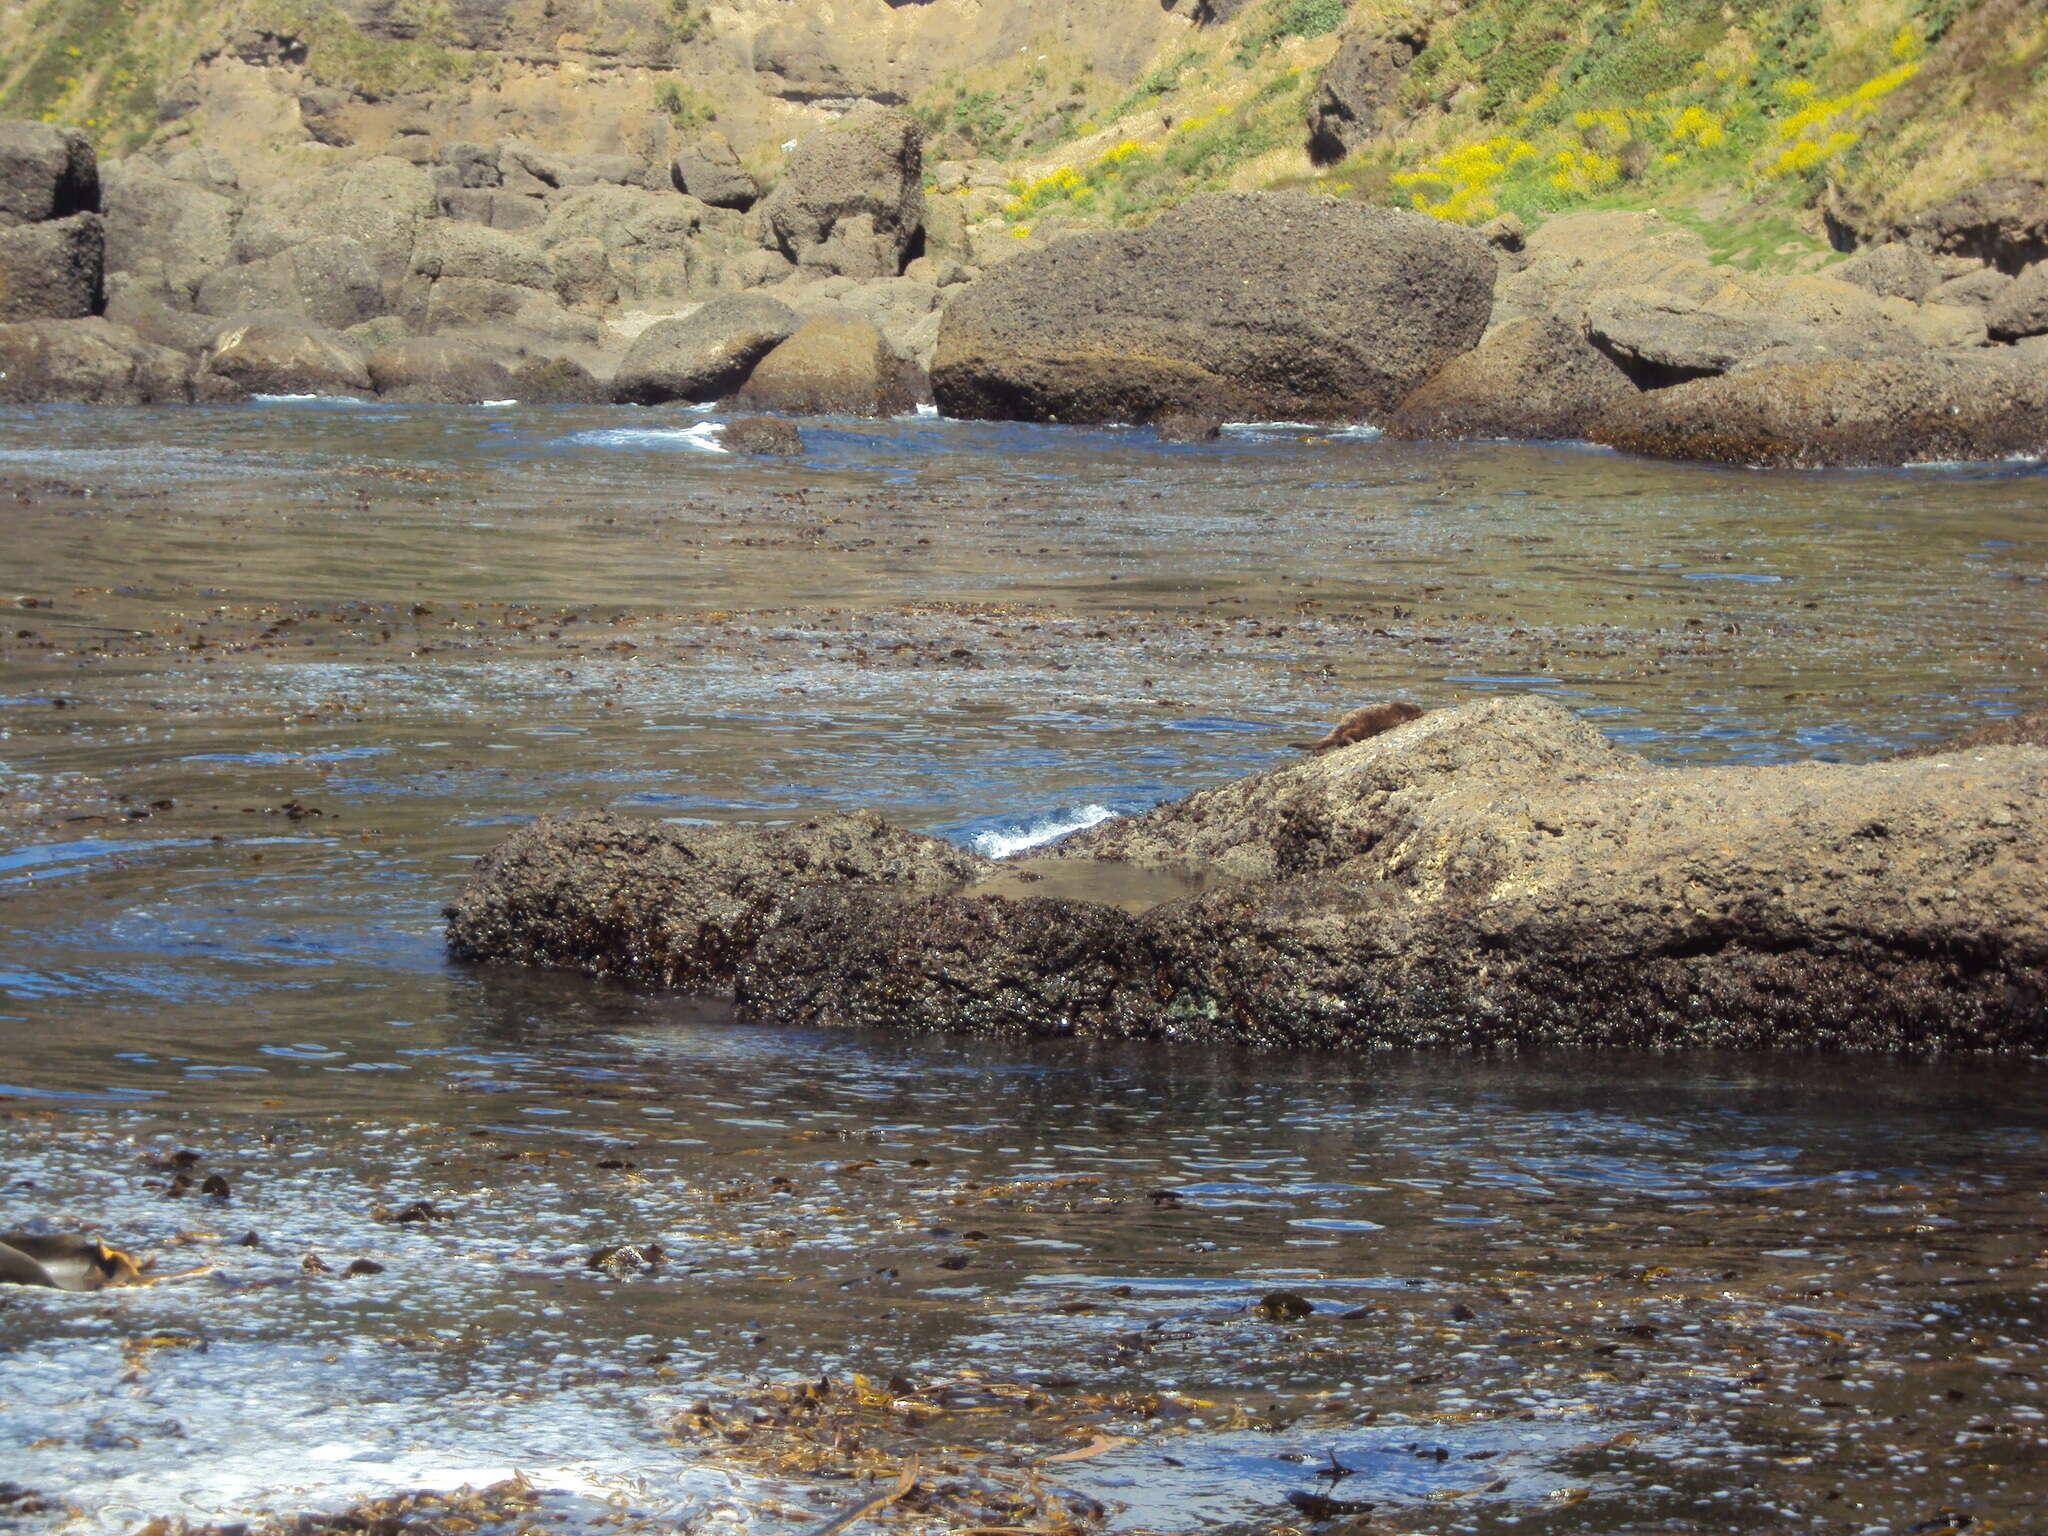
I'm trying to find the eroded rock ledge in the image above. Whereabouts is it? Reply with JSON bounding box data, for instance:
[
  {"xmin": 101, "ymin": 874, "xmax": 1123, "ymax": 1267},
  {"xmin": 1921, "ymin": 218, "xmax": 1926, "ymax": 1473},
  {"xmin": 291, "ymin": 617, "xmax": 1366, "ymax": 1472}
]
[{"xmin": 446, "ymin": 698, "xmax": 2048, "ymax": 1053}]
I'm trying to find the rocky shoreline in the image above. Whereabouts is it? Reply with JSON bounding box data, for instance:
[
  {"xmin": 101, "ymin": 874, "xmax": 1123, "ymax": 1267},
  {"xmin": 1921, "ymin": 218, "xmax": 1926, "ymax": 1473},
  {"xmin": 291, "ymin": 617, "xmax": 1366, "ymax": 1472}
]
[
  {"xmin": 5, "ymin": 109, "xmax": 2046, "ymax": 468},
  {"xmin": 447, "ymin": 698, "xmax": 2048, "ymax": 1054}
]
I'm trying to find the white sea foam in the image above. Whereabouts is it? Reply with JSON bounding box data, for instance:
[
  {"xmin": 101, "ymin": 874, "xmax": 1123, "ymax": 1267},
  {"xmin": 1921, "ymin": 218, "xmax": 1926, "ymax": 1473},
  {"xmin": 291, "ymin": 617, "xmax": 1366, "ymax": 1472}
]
[
  {"xmin": 251, "ymin": 393, "xmax": 371, "ymax": 404},
  {"xmin": 567, "ymin": 422, "xmax": 730, "ymax": 453},
  {"xmin": 971, "ymin": 803, "xmax": 1118, "ymax": 859}
]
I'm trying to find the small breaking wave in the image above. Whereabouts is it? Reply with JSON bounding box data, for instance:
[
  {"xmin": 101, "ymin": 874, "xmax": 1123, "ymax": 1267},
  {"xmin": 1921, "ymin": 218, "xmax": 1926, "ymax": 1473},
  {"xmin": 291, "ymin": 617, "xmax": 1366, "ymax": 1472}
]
[
  {"xmin": 562, "ymin": 422, "xmax": 730, "ymax": 453},
  {"xmin": 969, "ymin": 803, "xmax": 1118, "ymax": 859}
]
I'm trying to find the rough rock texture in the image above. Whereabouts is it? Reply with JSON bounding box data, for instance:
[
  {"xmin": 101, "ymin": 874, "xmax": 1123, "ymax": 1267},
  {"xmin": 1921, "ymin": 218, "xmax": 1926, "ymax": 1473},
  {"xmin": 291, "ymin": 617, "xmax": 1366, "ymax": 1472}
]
[
  {"xmin": 1863, "ymin": 176, "xmax": 2048, "ymax": 272},
  {"xmin": 672, "ymin": 133, "xmax": 758, "ymax": 211},
  {"xmin": 196, "ymin": 236, "xmax": 384, "ymax": 331},
  {"xmin": 100, "ymin": 161, "xmax": 240, "ymax": 306},
  {"xmin": 1892, "ymin": 710, "xmax": 2048, "ymax": 760},
  {"xmin": 199, "ymin": 322, "xmax": 373, "ymax": 397},
  {"xmin": 444, "ymin": 809, "xmax": 991, "ymax": 995},
  {"xmin": 729, "ymin": 312, "xmax": 920, "ymax": 416},
  {"xmin": 1831, "ymin": 242, "xmax": 1944, "ymax": 302},
  {"xmin": 613, "ymin": 293, "xmax": 801, "ymax": 405},
  {"xmin": 450, "ymin": 699, "xmax": 2048, "ymax": 1054},
  {"xmin": 1384, "ymin": 315, "xmax": 1639, "ymax": 442},
  {"xmin": 0, "ymin": 213, "xmax": 104, "ymax": 322},
  {"xmin": 931, "ymin": 193, "xmax": 1493, "ymax": 425},
  {"xmin": 365, "ymin": 336, "xmax": 517, "ymax": 403},
  {"xmin": 0, "ymin": 317, "xmax": 191, "ymax": 404},
  {"xmin": 1588, "ymin": 350, "xmax": 2048, "ymax": 468},
  {"xmin": 757, "ymin": 106, "xmax": 925, "ymax": 280},
  {"xmin": 1306, "ymin": 27, "xmax": 1424, "ymax": 164},
  {"xmin": 1986, "ymin": 261, "xmax": 2048, "ymax": 341},
  {"xmin": 535, "ymin": 186, "xmax": 709, "ymax": 303},
  {"xmin": 1931, "ymin": 266, "xmax": 2015, "ymax": 313},
  {"xmin": 720, "ymin": 416, "xmax": 804, "ymax": 454},
  {"xmin": 0, "ymin": 122, "xmax": 98, "ymax": 227},
  {"xmin": 233, "ymin": 156, "xmax": 437, "ymax": 302},
  {"xmin": 1489, "ymin": 211, "xmax": 1713, "ymax": 329}
]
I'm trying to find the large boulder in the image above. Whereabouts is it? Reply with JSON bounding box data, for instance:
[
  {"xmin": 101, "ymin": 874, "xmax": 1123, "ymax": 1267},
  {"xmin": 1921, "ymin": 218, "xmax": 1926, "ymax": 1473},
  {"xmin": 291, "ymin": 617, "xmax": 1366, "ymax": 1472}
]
[
  {"xmin": 445, "ymin": 809, "xmax": 990, "ymax": 995},
  {"xmin": 100, "ymin": 161, "xmax": 240, "ymax": 306},
  {"xmin": 671, "ymin": 132, "xmax": 757, "ymax": 211},
  {"xmin": 0, "ymin": 122, "xmax": 97, "ymax": 226},
  {"xmin": 233, "ymin": 156, "xmax": 437, "ymax": 302},
  {"xmin": 611, "ymin": 292, "xmax": 800, "ymax": 405},
  {"xmin": 0, "ymin": 317, "xmax": 190, "ymax": 404},
  {"xmin": 1588, "ymin": 350, "xmax": 2048, "ymax": 468},
  {"xmin": 1830, "ymin": 242, "xmax": 1943, "ymax": 303},
  {"xmin": 198, "ymin": 322, "xmax": 373, "ymax": 397},
  {"xmin": 1306, "ymin": 27, "xmax": 1424, "ymax": 164},
  {"xmin": 1383, "ymin": 314, "xmax": 1639, "ymax": 442},
  {"xmin": 930, "ymin": 193, "xmax": 1494, "ymax": 424},
  {"xmin": 0, "ymin": 213, "xmax": 104, "ymax": 321},
  {"xmin": 451, "ymin": 698, "xmax": 2048, "ymax": 1053},
  {"xmin": 408, "ymin": 219, "xmax": 556, "ymax": 291},
  {"xmin": 734, "ymin": 697, "xmax": 2048, "ymax": 1051},
  {"xmin": 196, "ymin": 236, "xmax": 384, "ymax": 330},
  {"xmin": 536, "ymin": 186, "xmax": 705, "ymax": 303},
  {"xmin": 1986, "ymin": 261, "xmax": 2048, "ymax": 342},
  {"xmin": 728, "ymin": 312, "xmax": 920, "ymax": 417},
  {"xmin": 365, "ymin": 336, "xmax": 517, "ymax": 403},
  {"xmin": 757, "ymin": 105, "xmax": 924, "ymax": 280},
  {"xmin": 1490, "ymin": 210, "xmax": 1714, "ymax": 329}
]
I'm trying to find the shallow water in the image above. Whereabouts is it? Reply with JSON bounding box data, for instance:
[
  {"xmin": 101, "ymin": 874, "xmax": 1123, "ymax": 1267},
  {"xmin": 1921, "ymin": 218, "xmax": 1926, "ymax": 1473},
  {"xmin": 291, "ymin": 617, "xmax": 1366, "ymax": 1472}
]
[{"xmin": 1, "ymin": 402, "xmax": 2046, "ymax": 1533}]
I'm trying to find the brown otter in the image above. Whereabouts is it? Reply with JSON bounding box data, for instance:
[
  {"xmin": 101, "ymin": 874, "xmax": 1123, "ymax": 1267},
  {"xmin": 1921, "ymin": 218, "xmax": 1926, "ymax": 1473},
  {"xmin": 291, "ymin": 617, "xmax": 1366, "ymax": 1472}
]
[
  {"xmin": 0, "ymin": 1232, "xmax": 146, "ymax": 1291},
  {"xmin": 1292, "ymin": 700, "xmax": 1427, "ymax": 754}
]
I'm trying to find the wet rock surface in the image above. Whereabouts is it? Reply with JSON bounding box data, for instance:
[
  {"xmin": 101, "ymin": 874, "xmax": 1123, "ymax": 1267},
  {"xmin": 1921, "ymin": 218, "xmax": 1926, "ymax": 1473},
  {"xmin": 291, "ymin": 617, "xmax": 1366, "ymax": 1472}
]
[
  {"xmin": 455, "ymin": 698, "xmax": 2048, "ymax": 1053},
  {"xmin": 445, "ymin": 808, "xmax": 990, "ymax": 995},
  {"xmin": 1588, "ymin": 349, "xmax": 2048, "ymax": 467},
  {"xmin": 931, "ymin": 193, "xmax": 1493, "ymax": 425}
]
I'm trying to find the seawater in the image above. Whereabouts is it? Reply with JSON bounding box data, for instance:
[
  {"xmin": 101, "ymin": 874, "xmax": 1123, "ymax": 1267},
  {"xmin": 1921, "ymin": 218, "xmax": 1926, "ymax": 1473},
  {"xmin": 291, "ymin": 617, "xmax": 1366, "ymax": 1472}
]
[{"xmin": 1, "ymin": 403, "xmax": 2045, "ymax": 1534}]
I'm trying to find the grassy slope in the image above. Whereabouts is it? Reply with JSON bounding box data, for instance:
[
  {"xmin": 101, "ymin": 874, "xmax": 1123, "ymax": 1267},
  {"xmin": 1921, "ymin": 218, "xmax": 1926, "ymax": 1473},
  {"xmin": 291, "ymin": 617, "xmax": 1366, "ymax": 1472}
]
[
  {"xmin": 917, "ymin": 0, "xmax": 2048, "ymax": 264},
  {"xmin": 3, "ymin": 0, "xmax": 2041, "ymax": 260}
]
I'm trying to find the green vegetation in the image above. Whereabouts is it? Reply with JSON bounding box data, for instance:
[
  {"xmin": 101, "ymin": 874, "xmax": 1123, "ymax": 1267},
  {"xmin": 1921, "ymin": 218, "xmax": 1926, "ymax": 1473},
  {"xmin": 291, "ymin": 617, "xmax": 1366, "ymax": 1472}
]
[
  {"xmin": 654, "ymin": 78, "xmax": 716, "ymax": 132},
  {"xmin": 1234, "ymin": 0, "xmax": 1353, "ymax": 67}
]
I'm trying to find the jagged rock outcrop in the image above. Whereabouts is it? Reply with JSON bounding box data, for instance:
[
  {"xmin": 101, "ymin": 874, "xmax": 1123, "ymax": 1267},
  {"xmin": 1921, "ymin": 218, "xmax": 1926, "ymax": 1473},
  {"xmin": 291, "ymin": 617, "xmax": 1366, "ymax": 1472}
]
[
  {"xmin": 100, "ymin": 159, "xmax": 241, "ymax": 306},
  {"xmin": 198, "ymin": 321, "xmax": 373, "ymax": 397},
  {"xmin": 1384, "ymin": 314, "xmax": 1639, "ymax": 442},
  {"xmin": 445, "ymin": 809, "xmax": 991, "ymax": 995},
  {"xmin": 1588, "ymin": 349, "xmax": 2048, "ymax": 468},
  {"xmin": 612, "ymin": 292, "xmax": 802, "ymax": 405},
  {"xmin": 0, "ymin": 213, "xmax": 104, "ymax": 322},
  {"xmin": 232, "ymin": 156, "xmax": 437, "ymax": 303},
  {"xmin": 757, "ymin": 106, "xmax": 925, "ymax": 281},
  {"xmin": 931, "ymin": 192, "xmax": 1493, "ymax": 424},
  {"xmin": 448, "ymin": 698, "xmax": 2048, "ymax": 1053},
  {"xmin": 1306, "ymin": 26, "xmax": 1424, "ymax": 164},
  {"xmin": 0, "ymin": 317, "xmax": 190, "ymax": 403},
  {"xmin": 196, "ymin": 235, "xmax": 384, "ymax": 330},
  {"xmin": 1842, "ymin": 175, "xmax": 2048, "ymax": 273},
  {"xmin": 672, "ymin": 133, "xmax": 758, "ymax": 211},
  {"xmin": 0, "ymin": 122, "xmax": 98, "ymax": 226},
  {"xmin": 1987, "ymin": 260, "xmax": 2048, "ymax": 341}
]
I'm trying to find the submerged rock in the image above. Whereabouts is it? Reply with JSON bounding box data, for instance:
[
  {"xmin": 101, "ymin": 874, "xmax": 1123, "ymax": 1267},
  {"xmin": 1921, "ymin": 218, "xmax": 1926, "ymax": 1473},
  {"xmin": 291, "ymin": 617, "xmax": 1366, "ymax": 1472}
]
[
  {"xmin": 199, "ymin": 322, "xmax": 373, "ymax": 398},
  {"xmin": 930, "ymin": 192, "xmax": 1493, "ymax": 426},
  {"xmin": 720, "ymin": 415, "xmax": 804, "ymax": 455},
  {"xmin": 450, "ymin": 699, "xmax": 2048, "ymax": 1053}
]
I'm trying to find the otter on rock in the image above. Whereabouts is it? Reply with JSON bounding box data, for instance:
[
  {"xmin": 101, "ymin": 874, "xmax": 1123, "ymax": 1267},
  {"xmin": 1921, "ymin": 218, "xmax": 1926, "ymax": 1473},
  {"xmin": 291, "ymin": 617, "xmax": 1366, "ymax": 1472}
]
[
  {"xmin": 0, "ymin": 1232, "xmax": 146, "ymax": 1291},
  {"xmin": 1292, "ymin": 700, "xmax": 1426, "ymax": 754}
]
